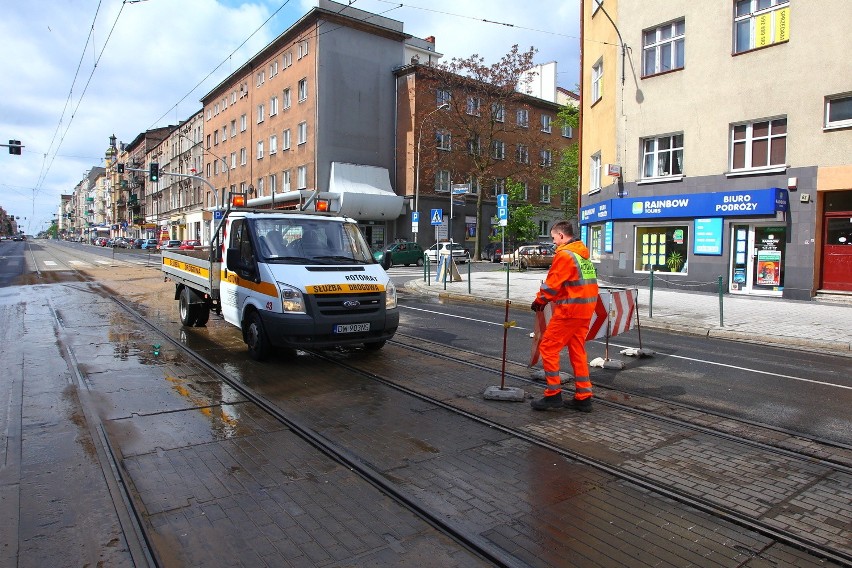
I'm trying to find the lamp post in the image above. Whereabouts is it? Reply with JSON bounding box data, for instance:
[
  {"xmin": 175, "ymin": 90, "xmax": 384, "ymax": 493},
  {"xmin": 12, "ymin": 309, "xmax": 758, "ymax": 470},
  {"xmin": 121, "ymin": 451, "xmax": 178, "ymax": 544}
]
[{"xmin": 414, "ymin": 102, "xmax": 450, "ymax": 244}]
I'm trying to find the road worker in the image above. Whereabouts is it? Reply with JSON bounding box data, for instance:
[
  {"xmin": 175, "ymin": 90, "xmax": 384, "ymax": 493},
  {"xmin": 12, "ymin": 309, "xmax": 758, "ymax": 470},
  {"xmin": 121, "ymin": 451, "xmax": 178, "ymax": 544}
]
[{"xmin": 530, "ymin": 221, "xmax": 599, "ymax": 411}]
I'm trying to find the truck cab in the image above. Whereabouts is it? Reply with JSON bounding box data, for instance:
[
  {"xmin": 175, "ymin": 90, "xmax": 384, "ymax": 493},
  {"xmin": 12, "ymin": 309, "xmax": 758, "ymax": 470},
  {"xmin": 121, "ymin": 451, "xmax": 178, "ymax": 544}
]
[{"xmin": 220, "ymin": 211, "xmax": 398, "ymax": 359}]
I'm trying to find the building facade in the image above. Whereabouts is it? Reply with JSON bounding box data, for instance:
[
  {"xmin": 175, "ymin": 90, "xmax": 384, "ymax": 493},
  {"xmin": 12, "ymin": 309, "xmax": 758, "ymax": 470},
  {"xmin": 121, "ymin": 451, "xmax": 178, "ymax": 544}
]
[{"xmin": 579, "ymin": 0, "xmax": 852, "ymax": 300}]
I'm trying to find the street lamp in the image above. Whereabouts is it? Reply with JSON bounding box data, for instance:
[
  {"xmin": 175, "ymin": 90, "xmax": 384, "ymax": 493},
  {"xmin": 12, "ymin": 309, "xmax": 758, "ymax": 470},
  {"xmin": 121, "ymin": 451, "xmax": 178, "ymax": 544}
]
[{"xmin": 414, "ymin": 102, "xmax": 450, "ymax": 243}]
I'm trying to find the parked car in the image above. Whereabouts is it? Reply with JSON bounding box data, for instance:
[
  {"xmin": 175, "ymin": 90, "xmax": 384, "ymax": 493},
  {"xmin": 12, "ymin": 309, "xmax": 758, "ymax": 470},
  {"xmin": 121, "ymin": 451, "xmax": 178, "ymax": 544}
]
[
  {"xmin": 424, "ymin": 241, "xmax": 470, "ymax": 264},
  {"xmin": 502, "ymin": 244, "xmax": 555, "ymax": 270},
  {"xmin": 141, "ymin": 238, "xmax": 159, "ymax": 250},
  {"xmin": 95, "ymin": 237, "xmax": 108, "ymax": 246},
  {"xmin": 483, "ymin": 242, "xmax": 505, "ymax": 263},
  {"xmin": 373, "ymin": 241, "xmax": 424, "ymax": 268},
  {"xmin": 130, "ymin": 238, "xmax": 145, "ymax": 249},
  {"xmin": 158, "ymin": 239, "xmax": 183, "ymax": 250},
  {"xmin": 179, "ymin": 240, "xmax": 202, "ymax": 250}
]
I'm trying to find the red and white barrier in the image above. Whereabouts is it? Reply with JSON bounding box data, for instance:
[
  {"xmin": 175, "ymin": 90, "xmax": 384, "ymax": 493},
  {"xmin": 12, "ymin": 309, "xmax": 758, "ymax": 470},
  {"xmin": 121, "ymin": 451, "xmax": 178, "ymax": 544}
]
[{"xmin": 587, "ymin": 288, "xmax": 637, "ymax": 341}]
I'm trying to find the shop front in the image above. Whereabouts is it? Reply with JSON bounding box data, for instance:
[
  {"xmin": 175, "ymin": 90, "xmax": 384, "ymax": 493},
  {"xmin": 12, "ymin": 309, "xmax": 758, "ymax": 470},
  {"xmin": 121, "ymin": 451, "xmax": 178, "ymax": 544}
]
[
  {"xmin": 580, "ymin": 187, "xmax": 791, "ymax": 297},
  {"xmin": 821, "ymin": 190, "xmax": 852, "ymax": 292}
]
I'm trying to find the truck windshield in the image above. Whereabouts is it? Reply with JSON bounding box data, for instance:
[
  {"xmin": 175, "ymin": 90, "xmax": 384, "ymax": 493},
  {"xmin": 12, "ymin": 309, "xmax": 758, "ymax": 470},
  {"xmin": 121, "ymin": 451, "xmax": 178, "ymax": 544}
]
[{"xmin": 253, "ymin": 218, "xmax": 374, "ymax": 264}]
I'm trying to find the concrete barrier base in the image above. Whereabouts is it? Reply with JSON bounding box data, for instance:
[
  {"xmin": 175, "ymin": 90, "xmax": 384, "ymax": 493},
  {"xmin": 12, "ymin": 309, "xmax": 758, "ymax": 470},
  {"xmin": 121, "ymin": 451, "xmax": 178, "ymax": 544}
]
[
  {"xmin": 620, "ymin": 347, "xmax": 656, "ymax": 357},
  {"xmin": 590, "ymin": 357, "xmax": 626, "ymax": 370},
  {"xmin": 483, "ymin": 386, "xmax": 526, "ymax": 401}
]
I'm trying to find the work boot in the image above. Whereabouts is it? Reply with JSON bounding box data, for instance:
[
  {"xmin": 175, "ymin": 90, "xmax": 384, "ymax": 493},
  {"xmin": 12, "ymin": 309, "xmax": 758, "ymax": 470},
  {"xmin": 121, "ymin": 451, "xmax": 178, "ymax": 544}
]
[
  {"xmin": 530, "ymin": 392, "xmax": 563, "ymax": 410},
  {"xmin": 564, "ymin": 397, "xmax": 593, "ymax": 413}
]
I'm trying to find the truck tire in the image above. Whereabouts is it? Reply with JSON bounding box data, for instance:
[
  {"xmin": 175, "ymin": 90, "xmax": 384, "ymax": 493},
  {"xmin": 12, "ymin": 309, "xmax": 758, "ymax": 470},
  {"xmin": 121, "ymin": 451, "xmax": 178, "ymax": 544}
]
[
  {"xmin": 244, "ymin": 310, "xmax": 271, "ymax": 361},
  {"xmin": 179, "ymin": 287, "xmax": 198, "ymax": 326},
  {"xmin": 194, "ymin": 304, "xmax": 210, "ymax": 326}
]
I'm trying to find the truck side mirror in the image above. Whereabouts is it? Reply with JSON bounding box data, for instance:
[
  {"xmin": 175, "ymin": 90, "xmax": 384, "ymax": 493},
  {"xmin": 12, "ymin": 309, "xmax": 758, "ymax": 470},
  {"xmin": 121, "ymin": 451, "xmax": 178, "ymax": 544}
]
[{"xmin": 226, "ymin": 247, "xmax": 241, "ymax": 272}]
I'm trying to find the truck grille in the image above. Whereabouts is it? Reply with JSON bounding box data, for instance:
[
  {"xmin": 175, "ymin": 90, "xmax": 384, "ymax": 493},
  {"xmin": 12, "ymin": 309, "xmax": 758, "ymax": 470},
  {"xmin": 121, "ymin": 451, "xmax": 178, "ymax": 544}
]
[{"xmin": 311, "ymin": 292, "xmax": 382, "ymax": 315}]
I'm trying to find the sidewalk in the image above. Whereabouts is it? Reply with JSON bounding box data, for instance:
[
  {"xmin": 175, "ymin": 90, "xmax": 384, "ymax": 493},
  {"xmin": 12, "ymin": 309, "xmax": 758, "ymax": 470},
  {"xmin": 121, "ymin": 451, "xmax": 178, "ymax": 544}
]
[{"xmin": 405, "ymin": 265, "xmax": 852, "ymax": 356}]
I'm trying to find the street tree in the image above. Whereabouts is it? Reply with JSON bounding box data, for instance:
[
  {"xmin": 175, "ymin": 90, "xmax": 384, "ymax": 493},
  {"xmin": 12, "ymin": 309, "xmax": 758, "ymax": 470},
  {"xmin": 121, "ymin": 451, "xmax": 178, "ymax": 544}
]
[
  {"xmin": 418, "ymin": 45, "xmax": 560, "ymax": 260},
  {"xmin": 501, "ymin": 178, "xmax": 540, "ymax": 248},
  {"xmin": 546, "ymin": 104, "xmax": 580, "ymax": 222}
]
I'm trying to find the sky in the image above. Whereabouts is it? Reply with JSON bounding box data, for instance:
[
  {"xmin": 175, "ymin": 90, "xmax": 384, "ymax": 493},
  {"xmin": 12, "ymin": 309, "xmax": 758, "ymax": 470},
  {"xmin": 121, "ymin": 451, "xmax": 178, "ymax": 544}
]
[{"xmin": 0, "ymin": 0, "xmax": 581, "ymax": 235}]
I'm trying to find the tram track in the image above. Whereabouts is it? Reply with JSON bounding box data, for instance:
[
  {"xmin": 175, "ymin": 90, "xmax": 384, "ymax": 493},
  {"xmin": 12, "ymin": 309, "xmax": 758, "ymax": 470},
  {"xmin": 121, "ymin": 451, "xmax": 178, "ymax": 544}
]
[
  {"xmin": 35, "ymin": 260, "xmax": 849, "ymax": 567},
  {"xmin": 99, "ymin": 289, "xmax": 850, "ymax": 566}
]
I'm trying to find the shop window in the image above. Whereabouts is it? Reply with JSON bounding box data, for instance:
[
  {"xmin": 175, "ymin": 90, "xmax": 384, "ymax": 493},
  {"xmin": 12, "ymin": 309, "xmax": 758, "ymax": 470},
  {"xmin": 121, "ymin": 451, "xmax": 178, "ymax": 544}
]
[
  {"xmin": 634, "ymin": 225, "xmax": 689, "ymax": 273},
  {"xmin": 590, "ymin": 224, "xmax": 603, "ymax": 262}
]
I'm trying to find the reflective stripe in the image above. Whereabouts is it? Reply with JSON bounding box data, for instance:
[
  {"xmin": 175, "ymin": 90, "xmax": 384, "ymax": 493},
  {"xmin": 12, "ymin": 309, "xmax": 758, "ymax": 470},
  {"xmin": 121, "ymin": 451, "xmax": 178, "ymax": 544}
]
[{"xmin": 553, "ymin": 297, "xmax": 597, "ymax": 305}]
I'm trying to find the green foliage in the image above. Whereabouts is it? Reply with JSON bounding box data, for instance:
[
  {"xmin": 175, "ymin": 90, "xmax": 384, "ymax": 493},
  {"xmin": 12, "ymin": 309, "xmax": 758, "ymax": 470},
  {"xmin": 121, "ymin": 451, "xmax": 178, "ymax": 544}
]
[
  {"xmin": 502, "ymin": 178, "xmax": 540, "ymax": 246},
  {"xmin": 666, "ymin": 251, "xmax": 684, "ymax": 272},
  {"xmin": 546, "ymin": 104, "xmax": 580, "ymax": 222}
]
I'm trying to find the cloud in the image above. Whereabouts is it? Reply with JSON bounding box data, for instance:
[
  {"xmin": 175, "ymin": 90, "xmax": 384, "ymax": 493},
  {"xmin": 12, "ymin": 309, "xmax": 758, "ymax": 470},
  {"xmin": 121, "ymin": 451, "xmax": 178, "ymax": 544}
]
[{"xmin": 0, "ymin": 0, "xmax": 579, "ymax": 232}]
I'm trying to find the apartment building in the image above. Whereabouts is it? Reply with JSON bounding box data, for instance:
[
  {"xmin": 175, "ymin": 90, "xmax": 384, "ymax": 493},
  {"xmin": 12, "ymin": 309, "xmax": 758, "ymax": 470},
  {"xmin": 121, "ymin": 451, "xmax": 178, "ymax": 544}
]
[
  {"xmin": 394, "ymin": 64, "xmax": 574, "ymax": 254},
  {"xmin": 117, "ymin": 126, "xmax": 173, "ymax": 240},
  {"xmin": 579, "ymin": 0, "xmax": 852, "ymax": 300},
  {"xmin": 199, "ymin": 0, "xmax": 411, "ymax": 248}
]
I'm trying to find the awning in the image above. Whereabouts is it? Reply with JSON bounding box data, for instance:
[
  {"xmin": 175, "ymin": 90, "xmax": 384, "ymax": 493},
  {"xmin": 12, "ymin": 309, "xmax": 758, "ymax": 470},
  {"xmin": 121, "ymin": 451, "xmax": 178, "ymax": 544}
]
[{"xmin": 328, "ymin": 162, "xmax": 405, "ymax": 221}]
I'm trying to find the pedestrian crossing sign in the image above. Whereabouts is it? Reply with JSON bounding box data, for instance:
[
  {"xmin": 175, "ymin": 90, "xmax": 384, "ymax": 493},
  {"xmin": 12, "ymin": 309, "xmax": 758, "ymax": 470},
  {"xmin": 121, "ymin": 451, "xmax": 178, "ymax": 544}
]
[{"xmin": 430, "ymin": 209, "xmax": 443, "ymax": 225}]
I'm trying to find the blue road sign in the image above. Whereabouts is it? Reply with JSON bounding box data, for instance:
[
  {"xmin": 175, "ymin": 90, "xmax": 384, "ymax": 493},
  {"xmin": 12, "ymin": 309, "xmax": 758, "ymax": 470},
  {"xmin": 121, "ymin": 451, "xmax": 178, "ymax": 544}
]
[
  {"xmin": 497, "ymin": 194, "xmax": 508, "ymax": 208},
  {"xmin": 214, "ymin": 210, "xmax": 224, "ymax": 220},
  {"xmin": 430, "ymin": 209, "xmax": 443, "ymax": 225},
  {"xmin": 412, "ymin": 211, "xmax": 419, "ymax": 223},
  {"xmin": 497, "ymin": 206, "xmax": 508, "ymax": 220}
]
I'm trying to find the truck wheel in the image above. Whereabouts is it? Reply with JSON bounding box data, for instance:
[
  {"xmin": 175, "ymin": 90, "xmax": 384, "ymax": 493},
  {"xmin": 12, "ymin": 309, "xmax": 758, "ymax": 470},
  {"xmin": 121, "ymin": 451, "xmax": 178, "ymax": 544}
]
[
  {"xmin": 194, "ymin": 304, "xmax": 210, "ymax": 327},
  {"xmin": 244, "ymin": 311, "xmax": 270, "ymax": 361},
  {"xmin": 364, "ymin": 340, "xmax": 386, "ymax": 351},
  {"xmin": 179, "ymin": 288, "xmax": 198, "ymax": 326}
]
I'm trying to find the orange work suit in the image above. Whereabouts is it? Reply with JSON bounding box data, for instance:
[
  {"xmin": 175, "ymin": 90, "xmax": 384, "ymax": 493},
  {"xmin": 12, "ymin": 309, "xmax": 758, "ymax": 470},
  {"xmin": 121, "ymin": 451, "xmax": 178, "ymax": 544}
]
[{"xmin": 535, "ymin": 240, "xmax": 599, "ymax": 399}]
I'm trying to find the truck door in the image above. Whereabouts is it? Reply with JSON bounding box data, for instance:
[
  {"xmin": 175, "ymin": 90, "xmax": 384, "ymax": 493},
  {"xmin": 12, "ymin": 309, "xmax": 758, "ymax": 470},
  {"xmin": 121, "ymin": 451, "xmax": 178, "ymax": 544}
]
[{"xmin": 221, "ymin": 219, "xmax": 255, "ymax": 326}]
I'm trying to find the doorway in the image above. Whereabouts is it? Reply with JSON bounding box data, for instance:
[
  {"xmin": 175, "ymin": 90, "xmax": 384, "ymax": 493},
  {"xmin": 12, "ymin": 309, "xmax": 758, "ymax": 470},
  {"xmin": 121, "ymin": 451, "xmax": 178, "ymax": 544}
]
[
  {"xmin": 729, "ymin": 224, "xmax": 786, "ymax": 296},
  {"xmin": 821, "ymin": 215, "xmax": 852, "ymax": 291}
]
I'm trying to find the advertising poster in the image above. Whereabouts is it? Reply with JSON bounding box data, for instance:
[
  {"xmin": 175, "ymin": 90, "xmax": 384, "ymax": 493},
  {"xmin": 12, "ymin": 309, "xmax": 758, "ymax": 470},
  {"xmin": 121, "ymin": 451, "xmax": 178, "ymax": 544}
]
[
  {"xmin": 604, "ymin": 221, "xmax": 613, "ymax": 252},
  {"xmin": 756, "ymin": 251, "xmax": 781, "ymax": 285},
  {"xmin": 693, "ymin": 217, "xmax": 723, "ymax": 255},
  {"xmin": 465, "ymin": 215, "xmax": 476, "ymax": 242}
]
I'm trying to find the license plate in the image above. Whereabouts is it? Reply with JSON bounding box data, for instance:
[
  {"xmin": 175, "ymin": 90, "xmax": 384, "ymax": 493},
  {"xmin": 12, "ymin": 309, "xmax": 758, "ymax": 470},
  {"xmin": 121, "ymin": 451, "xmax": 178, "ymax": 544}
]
[{"xmin": 334, "ymin": 323, "xmax": 370, "ymax": 334}]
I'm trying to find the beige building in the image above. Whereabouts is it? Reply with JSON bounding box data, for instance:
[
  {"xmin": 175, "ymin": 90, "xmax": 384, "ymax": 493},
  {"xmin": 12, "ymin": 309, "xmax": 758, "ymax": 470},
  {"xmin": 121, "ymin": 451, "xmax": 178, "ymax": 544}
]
[{"xmin": 580, "ymin": 0, "xmax": 852, "ymax": 300}]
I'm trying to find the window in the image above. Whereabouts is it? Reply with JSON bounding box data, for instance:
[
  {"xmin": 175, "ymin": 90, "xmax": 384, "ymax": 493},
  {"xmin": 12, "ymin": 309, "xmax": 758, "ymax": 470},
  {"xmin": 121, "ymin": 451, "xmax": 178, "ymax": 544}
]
[
  {"xmin": 826, "ymin": 94, "xmax": 852, "ymax": 129},
  {"xmin": 282, "ymin": 129, "xmax": 291, "ymax": 150},
  {"xmin": 590, "ymin": 153, "xmax": 602, "ymax": 192},
  {"xmin": 298, "ymin": 122, "xmax": 307, "ymax": 145},
  {"xmin": 466, "ymin": 96, "xmax": 481, "ymax": 116},
  {"xmin": 592, "ymin": 60, "xmax": 603, "ymax": 102},
  {"xmin": 297, "ymin": 165, "xmax": 307, "ymax": 189},
  {"xmin": 298, "ymin": 40, "xmax": 309, "ymax": 59},
  {"xmin": 231, "ymin": 92, "xmax": 236, "ymax": 105},
  {"xmin": 222, "ymin": 126, "xmax": 227, "ymax": 142},
  {"xmin": 282, "ymin": 170, "xmax": 291, "ymax": 192},
  {"xmin": 270, "ymin": 96, "xmax": 278, "ymax": 116},
  {"xmin": 539, "ymin": 220, "xmax": 549, "ymax": 238},
  {"xmin": 643, "ymin": 19, "xmax": 685, "ymax": 76},
  {"xmin": 516, "ymin": 109, "xmax": 529, "ymax": 127},
  {"xmin": 634, "ymin": 225, "xmax": 689, "ymax": 273},
  {"xmin": 269, "ymin": 173, "xmax": 277, "ymax": 194},
  {"xmin": 492, "ymin": 140, "xmax": 505, "ymax": 160},
  {"xmin": 493, "ymin": 178, "xmax": 506, "ymax": 197},
  {"xmin": 206, "ymin": 133, "xmax": 211, "ymax": 148},
  {"xmin": 540, "ymin": 184, "xmax": 551, "ymax": 203},
  {"xmin": 541, "ymin": 114, "xmax": 552, "ymax": 133},
  {"xmin": 492, "ymin": 103, "xmax": 505, "ymax": 122},
  {"xmin": 435, "ymin": 170, "xmax": 451, "ymax": 193},
  {"xmin": 257, "ymin": 141, "xmax": 264, "ymax": 160},
  {"xmin": 642, "ymin": 134, "xmax": 684, "ymax": 178},
  {"xmin": 521, "ymin": 182, "xmax": 529, "ymax": 201},
  {"xmin": 240, "ymin": 114, "xmax": 247, "ymax": 132},
  {"xmin": 734, "ymin": 0, "xmax": 789, "ymax": 54},
  {"xmin": 213, "ymin": 160, "xmax": 219, "ymax": 175},
  {"xmin": 561, "ymin": 125, "xmax": 573, "ymax": 138},
  {"xmin": 437, "ymin": 89, "xmax": 451, "ymax": 106},
  {"xmin": 283, "ymin": 88, "xmax": 291, "ymax": 109},
  {"xmin": 257, "ymin": 177, "xmax": 264, "ymax": 197},
  {"xmin": 257, "ymin": 104, "xmax": 265, "ymax": 123},
  {"xmin": 230, "ymin": 152, "xmax": 236, "ymax": 169},
  {"xmin": 298, "ymin": 78, "xmax": 308, "ymax": 101},
  {"xmin": 540, "ymin": 149, "xmax": 552, "ymax": 167},
  {"xmin": 468, "ymin": 175, "xmax": 480, "ymax": 195},
  {"xmin": 589, "ymin": 225, "xmax": 603, "ymax": 262},
  {"xmin": 230, "ymin": 119, "xmax": 236, "ymax": 137},
  {"xmin": 516, "ymin": 144, "xmax": 529, "ymax": 164},
  {"xmin": 271, "ymin": 60, "xmax": 278, "ymax": 77},
  {"xmin": 467, "ymin": 137, "xmax": 481, "ymax": 156},
  {"xmin": 730, "ymin": 118, "xmax": 787, "ymax": 170},
  {"xmin": 240, "ymin": 147, "xmax": 247, "ymax": 166},
  {"xmin": 436, "ymin": 130, "xmax": 452, "ymax": 151},
  {"xmin": 256, "ymin": 71, "xmax": 265, "ymax": 87},
  {"xmin": 213, "ymin": 130, "xmax": 219, "ymax": 145},
  {"xmin": 269, "ymin": 135, "xmax": 277, "ymax": 155},
  {"xmin": 283, "ymin": 52, "xmax": 292, "ymax": 67}
]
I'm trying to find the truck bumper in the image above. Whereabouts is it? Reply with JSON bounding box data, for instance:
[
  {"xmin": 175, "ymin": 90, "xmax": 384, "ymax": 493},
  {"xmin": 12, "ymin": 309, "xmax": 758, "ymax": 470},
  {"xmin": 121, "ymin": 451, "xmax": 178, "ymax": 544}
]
[{"xmin": 259, "ymin": 309, "xmax": 399, "ymax": 349}]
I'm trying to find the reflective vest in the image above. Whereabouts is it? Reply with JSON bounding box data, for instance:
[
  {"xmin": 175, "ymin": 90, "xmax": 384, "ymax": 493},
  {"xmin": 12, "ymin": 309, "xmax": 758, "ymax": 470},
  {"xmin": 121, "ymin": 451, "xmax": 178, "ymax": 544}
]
[{"xmin": 537, "ymin": 242, "xmax": 599, "ymax": 320}]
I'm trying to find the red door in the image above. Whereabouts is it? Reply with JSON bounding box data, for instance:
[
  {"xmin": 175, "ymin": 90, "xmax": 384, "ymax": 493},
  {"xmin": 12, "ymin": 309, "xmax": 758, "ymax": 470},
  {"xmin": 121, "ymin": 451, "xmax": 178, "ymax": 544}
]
[{"xmin": 822, "ymin": 216, "xmax": 852, "ymax": 291}]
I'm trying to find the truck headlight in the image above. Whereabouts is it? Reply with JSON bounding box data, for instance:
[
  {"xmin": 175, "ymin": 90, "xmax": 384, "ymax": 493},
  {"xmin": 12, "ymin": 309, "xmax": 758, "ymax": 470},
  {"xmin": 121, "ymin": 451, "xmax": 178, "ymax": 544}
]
[
  {"xmin": 385, "ymin": 279, "xmax": 397, "ymax": 310},
  {"xmin": 277, "ymin": 282, "xmax": 305, "ymax": 313}
]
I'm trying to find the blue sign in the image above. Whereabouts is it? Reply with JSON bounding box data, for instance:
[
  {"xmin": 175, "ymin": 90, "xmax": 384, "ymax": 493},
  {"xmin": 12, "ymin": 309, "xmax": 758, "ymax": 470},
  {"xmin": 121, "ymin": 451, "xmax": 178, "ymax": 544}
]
[
  {"xmin": 604, "ymin": 221, "xmax": 613, "ymax": 252},
  {"xmin": 214, "ymin": 210, "xmax": 224, "ymax": 220},
  {"xmin": 497, "ymin": 194, "xmax": 508, "ymax": 208},
  {"xmin": 693, "ymin": 217, "xmax": 724, "ymax": 255},
  {"xmin": 430, "ymin": 209, "xmax": 443, "ymax": 225},
  {"xmin": 580, "ymin": 188, "xmax": 788, "ymax": 224},
  {"xmin": 497, "ymin": 207, "xmax": 508, "ymax": 220},
  {"xmin": 412, "ymin": 211, "xmax": 419, "ymax": 223},
  {"xmin": 580, "ymin": 225, "xmax": 588, "ymax": 244}
]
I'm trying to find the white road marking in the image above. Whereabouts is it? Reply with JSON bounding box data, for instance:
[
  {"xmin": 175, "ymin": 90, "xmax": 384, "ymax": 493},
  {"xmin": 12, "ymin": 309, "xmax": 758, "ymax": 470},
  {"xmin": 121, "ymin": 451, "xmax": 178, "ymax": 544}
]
[{"xmin": 44, "ymin": 261, "xmax": 57, "ymax": 266}]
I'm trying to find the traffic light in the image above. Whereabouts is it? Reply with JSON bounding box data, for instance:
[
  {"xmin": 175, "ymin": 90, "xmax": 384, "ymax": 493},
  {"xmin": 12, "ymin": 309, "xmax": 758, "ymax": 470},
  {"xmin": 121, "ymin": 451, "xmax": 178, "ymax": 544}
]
[
  {"xmin": 149, "ymin": 162, "xmax": 159, "ymax": 182},
  {"xmin": 8, "ymin": 140, "xmax": 22, "ymax": 155},
  {"xmin": 117, "ymin": 163, "xmax": 125, "ymax": 174}
]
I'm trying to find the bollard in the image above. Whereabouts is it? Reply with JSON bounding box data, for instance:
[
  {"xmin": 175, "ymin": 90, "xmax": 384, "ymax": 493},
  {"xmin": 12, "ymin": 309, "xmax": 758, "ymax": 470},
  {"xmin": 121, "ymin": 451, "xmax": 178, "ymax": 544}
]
[
  {"xmin": 718, "ymin": 275, "xmax": 724, "ymax": 327},
  {"xmin": 423, "ymin": 256, "xmax": 428, "ymax": 282},
  {"xmin": 468, "ymin": 260, "xmax": 471, "ymax": 295},
  {"xmin": 505, "ymin": 260, "xmax": 510, "ymax": 299},
  {"xmin": 648, "ymin": 267, "xmax": 654, "ymax": 318}
]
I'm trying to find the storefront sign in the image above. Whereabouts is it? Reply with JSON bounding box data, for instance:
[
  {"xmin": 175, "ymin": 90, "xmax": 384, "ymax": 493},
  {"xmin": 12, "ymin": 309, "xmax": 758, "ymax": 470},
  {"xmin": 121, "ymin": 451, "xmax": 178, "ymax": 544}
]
[
  {"xmin": 604, "ymin": 221, "xmax": 613, "ymax": 252},
  {"xmin": 580, "ymin": 188, "xmax": 788, "ymax": 224},
  {"xmin": 693, "ymin": 217, "xmax": 723, "ymax": 255}
]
